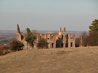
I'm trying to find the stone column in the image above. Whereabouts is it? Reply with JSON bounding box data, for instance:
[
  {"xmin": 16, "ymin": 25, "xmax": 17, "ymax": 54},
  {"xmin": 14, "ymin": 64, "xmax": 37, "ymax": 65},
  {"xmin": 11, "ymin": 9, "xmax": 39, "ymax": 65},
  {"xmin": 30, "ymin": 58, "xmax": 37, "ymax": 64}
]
[
  {"xmin": 73, "ymin": 34, "xmax": 76, "ymax": 47},
  {"xmin": 63, "ymin": 39, "xmax": 66, "ymax": 48},
  {"xmin": 68, "ymin": 41, "xmax": 70, "ymax": 48},
  {"xmin": 72, "ymin": 42, "xmax": 75, "ymax": 47},
  {"xmin": 54, "ymin": 39, "xmax": 57, "ymax": 48},
  {"xmin": 63, "ymin": 34, "xmax": 65, "ymax": 48},
  {"xmin": 80, "ymin": 35, "xmax": 83, "ymax": 47},
  {"xmin": 53, "ymin": 43, "xmax": 55, "ymax": 48},
  {"xmin": 68, "ymin": 34, "xmax": 70, "ymax": 48},
  {"xmin": 48, "ymin": 43, "xmax": 51, "ymax": 48},
  {"xmin": 63, "ymin": 43, "xmax": 65, "ymax": 48}
]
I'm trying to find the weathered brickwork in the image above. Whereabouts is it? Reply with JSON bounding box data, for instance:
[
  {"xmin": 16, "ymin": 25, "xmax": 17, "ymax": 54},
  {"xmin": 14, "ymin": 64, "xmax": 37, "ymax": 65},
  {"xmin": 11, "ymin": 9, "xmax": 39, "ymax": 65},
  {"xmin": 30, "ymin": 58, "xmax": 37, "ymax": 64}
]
[{"xmin": 16, "ymin": 24, "xmax": 76, "ymax": 48}]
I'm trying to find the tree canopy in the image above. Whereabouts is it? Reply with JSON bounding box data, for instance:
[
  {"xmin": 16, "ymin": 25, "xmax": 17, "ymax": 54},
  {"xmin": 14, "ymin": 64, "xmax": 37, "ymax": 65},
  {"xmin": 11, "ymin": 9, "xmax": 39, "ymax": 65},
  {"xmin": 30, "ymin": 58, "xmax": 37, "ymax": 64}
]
[
  {"xmin": 89, "ymin": 19, "xmax": 98, "ymax": 32},
  {"xmin": 88, "ymin": 19, "xmax": 98, "ymax": 46},
  {"xmin": 56, "ymin": 38, "xmax": 63, "ymax": 48},
  {"xmin": 25, "ymin": 28, "xmax": 36, "ymax": 48}
]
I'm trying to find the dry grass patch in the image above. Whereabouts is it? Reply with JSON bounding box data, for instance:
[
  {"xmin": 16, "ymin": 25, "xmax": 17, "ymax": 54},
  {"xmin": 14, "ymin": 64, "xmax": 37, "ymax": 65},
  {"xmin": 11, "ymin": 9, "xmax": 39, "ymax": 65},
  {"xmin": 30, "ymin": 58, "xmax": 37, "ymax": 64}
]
[{"xmin": 0, "ymin": 47, "xmax": 98, "ymax": 73}]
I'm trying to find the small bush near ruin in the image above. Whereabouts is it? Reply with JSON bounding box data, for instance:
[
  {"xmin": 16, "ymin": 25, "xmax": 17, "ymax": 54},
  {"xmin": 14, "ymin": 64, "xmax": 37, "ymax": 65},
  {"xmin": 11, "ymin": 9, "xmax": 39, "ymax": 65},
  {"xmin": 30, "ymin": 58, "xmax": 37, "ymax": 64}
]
[
  {"xmin": 0, "ymin": 49, "xmax": 3, "ymax": 55},
  {"xmin": 37, "ymin": 38, "xmax": 48, "ymax": 49},
  {"xmin": 10, "ymin": 40, "xmax": 24, "ymax": 51}
]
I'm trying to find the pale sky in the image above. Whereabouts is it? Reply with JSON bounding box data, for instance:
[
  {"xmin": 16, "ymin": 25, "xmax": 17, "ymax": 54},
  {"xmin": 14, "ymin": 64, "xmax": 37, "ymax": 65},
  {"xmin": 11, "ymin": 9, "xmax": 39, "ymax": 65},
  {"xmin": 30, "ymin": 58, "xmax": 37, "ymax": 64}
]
[{"xmin": 0, "ymin": 0, "xmax": 98, "ymax": 31}]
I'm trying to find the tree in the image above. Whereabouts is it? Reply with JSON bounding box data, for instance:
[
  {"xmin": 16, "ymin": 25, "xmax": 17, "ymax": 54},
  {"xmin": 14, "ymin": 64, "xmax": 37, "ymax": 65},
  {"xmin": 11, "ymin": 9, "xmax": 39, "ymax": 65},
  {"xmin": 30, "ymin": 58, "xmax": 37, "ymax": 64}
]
[
  {"xmin": 89, "ymin": 19, "xmax": 98, "ymax": 32},
  {"xmin": 10, "ymin": 40, "xmax": 24, "ymax": 51},
  {"xmin": 81, "ymin": 33, "xmax": 89, "ymax": 46},
  {"xmin": 25, "ymin": 28, "xmax": 36, "ymax": 48},
  {"xmin": 56, "ymin": 38, "xmax": 63, "ymax": 48},
  {"xmin": 88, "ymin": 19, "xmax": 98, "ymax": 46},
  {"xmin": 75, "ymin": 38, "xmax": 80, "ymax": 47},
  {"xmin": 88, "ymin": 32, "xmax": 98, "ymax": 46},
  {"xmin": 37, "ymin": 38, "xmax": 48, "ymax": 48}
]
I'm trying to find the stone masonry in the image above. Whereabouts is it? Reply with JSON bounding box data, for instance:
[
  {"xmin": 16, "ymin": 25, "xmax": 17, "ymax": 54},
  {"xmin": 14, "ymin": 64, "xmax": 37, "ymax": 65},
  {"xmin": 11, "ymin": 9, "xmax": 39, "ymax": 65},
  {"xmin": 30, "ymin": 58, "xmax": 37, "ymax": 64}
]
[{"xmin": 16, "ymin": 24, "xmax": 76, "ymax": 48}]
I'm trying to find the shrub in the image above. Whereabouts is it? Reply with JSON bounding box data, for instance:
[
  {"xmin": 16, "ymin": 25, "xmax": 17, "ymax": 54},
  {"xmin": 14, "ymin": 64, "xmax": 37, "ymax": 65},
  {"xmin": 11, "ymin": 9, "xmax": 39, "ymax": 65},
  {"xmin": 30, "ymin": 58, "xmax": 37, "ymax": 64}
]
[
  {"xmin": 10, "ymin": 40, "xmax": 24, "ymax": 51},
  {"xmin": 0, "ymin": 49, "xmax": 3, "ymax": 55},
  {"xmin": 37, "ymin": 38, "xmax": 48, "ymax": 49}
]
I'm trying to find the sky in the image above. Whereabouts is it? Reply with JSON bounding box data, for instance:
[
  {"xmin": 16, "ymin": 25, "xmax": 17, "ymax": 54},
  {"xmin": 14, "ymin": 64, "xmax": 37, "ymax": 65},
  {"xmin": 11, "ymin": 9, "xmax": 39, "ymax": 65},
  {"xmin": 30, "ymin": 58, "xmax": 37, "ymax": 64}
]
[{"xmin": 0, "ymin": 0, "xmax": 98, "ymax": 31}]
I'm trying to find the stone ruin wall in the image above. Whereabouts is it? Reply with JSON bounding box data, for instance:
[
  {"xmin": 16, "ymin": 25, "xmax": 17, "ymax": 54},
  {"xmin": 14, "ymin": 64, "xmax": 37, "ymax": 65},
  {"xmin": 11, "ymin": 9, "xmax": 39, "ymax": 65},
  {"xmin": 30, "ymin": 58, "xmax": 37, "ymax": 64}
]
[{"xmin": 16, "ymin": 24, "xmax": 79, "ymax": 49}]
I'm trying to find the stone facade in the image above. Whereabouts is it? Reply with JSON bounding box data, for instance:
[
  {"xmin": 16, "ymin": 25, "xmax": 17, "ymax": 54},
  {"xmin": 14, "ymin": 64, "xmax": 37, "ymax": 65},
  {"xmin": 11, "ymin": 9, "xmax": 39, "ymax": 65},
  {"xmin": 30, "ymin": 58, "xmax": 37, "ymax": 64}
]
[{"xmin": 16, "ymin": 24, "xmax": 76, "ymax": 48}]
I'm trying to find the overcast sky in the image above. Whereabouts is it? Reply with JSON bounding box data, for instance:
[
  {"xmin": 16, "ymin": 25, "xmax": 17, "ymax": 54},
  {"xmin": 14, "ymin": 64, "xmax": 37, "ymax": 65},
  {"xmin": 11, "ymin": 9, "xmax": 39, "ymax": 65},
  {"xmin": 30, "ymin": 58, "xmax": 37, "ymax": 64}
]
[{"xmin": 0, "ymin": 0, "xmax": 98, "ymax": 31}]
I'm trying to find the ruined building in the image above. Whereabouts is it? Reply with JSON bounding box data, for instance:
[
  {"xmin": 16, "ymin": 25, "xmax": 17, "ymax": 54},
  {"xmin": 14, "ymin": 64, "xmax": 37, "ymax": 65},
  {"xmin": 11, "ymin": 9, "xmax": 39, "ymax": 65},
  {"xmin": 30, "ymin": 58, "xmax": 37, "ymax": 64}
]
[{"xmin": 16, "ymin": 24, "xmax": 76, "ymax": 48}]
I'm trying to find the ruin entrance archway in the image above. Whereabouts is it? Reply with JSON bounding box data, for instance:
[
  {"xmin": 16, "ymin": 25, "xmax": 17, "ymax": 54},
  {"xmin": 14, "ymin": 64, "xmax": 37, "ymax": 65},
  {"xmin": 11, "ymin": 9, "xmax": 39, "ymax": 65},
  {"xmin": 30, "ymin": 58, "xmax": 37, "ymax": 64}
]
[
  {"xmin": 71, "ymin": 42, "xmax": 73, "ymax": 47},
  {"xmin": 52, "ymin": 43, "xmax": 54, "ymax": 48}
]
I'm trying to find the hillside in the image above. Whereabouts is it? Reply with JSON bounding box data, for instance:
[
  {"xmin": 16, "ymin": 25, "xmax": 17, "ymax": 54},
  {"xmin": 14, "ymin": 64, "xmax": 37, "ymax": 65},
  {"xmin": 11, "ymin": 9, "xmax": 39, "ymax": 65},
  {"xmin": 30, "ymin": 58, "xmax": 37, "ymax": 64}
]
[{"xmin": 0, "ymin": 47, "xmax": 98, "ymax": 73}]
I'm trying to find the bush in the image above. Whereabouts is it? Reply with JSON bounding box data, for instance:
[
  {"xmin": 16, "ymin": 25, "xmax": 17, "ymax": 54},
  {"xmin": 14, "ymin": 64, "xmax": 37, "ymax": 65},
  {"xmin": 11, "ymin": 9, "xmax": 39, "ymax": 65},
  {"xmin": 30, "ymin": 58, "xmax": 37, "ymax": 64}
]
[
  {"xmin": 10, "ymin": 40, "xmax": 24, "ymax": 51},
  {"xmin": 88, "ymin": 32, "xmax": 98, "ymax": 46},
  {"xmin": 56, "ymin": 38, "xmax": 63, "ymax": 48},
  {"xmin": 37, "ymin": 38, "xmax": 48, "ymax": 49},
  {"xmin": 75, "ymin": 38, "xmax": 80, "ymax": 47},
  {"xmin": 0, "ymin": 49, "xmax": 3, "ymax": 55}
]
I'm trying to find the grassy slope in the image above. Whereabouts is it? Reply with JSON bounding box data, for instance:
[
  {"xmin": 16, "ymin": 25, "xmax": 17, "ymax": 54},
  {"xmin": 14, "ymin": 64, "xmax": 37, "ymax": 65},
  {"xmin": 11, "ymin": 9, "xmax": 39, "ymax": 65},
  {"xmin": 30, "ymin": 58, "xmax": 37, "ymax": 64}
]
[{"xmin": 0, "ymin": 47, "xmax": 98, "ymax": 73}]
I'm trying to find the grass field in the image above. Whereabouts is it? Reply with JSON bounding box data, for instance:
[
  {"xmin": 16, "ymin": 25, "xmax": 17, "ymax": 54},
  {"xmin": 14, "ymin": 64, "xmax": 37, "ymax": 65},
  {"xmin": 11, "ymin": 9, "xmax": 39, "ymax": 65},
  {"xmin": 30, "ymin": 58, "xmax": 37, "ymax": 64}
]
[{"xmin": 0, "ymin": 47, "xmax": 98, "ymax": 73}]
